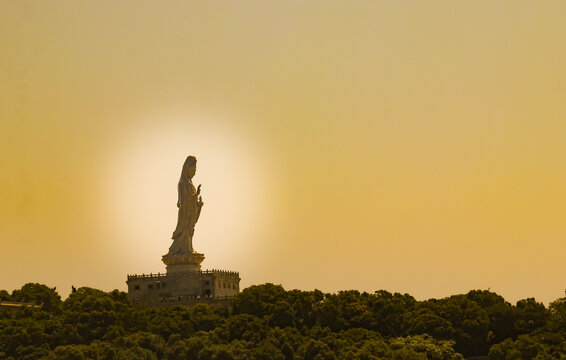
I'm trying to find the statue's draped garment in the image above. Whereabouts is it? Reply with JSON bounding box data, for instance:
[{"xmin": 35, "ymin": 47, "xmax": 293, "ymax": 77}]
[{"xmin": 169, "ymin": 177, "xmax": 201, "ymax": 254}]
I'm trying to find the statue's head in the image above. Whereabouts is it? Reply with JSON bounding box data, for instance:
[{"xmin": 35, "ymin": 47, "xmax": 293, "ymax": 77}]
[{"xmin": 181, "ymin": 156, "xmax": 197, "ymax": 179}]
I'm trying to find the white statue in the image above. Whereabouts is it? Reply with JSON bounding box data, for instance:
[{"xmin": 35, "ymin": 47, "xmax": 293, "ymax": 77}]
[{"xmin": 168, "ymin": 156, "xmax": 204, "ymax": 255}]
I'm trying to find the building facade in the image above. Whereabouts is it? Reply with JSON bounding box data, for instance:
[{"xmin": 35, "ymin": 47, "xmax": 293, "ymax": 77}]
[{"xmin": 126, "ymin": 269, "xmax": 240, "ymax": 307}]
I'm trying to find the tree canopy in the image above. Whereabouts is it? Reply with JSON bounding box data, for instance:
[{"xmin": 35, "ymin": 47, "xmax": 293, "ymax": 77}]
[{"xmin": 1, "ymin": 283, "xmax": 564, "ymax": 360}]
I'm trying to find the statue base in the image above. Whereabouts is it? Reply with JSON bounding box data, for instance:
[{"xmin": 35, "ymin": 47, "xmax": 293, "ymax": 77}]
[{"xmin": 162, "ymin": 252, "xmax": 205, "ymax": 275}]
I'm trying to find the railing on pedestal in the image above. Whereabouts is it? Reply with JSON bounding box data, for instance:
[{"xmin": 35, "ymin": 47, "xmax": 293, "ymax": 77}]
[{"xmin": 127, "ymin": 269, "xmax": 239, "ymax": 280}]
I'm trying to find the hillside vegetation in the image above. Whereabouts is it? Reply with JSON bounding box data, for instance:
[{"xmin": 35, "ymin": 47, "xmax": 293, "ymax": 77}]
[{"xmin": 1, "ymin": 283, "xmax": 566, "ymax": 359}]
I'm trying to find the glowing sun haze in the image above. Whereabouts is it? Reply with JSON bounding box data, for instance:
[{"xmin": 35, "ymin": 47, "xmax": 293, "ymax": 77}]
[{"xmin": 1, "ymin": 1, "xmax": 566, "ymax": 303}]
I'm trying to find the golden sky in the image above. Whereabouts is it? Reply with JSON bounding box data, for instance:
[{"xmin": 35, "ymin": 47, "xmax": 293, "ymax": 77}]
[{"xmin": 2, "ymin": 1, "xmax": 566, "ymax": 303}]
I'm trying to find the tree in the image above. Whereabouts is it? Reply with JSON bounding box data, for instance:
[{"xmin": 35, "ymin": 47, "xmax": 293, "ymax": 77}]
[
  {"xmin": 269, "ymin": 300, "xmax": 295, "ymax": 328},
  {"xmin": 232, "ymin": 283, "xmax": 287, "ymax": 318},
  {"xmin": 301, "ymin": 339, "xmax": 337, "ymax": 360},
  {"xmin": 390, "ymin": 335, "xmax": 464, "ymax": 360},
  {"xmin": 466, "ymin": 290, "xmax": 517, "ymax": 345},
  {"xmin": 0, "ymin": 289, "xmax": 11, "ymax": 301},
  {"xmin": 515, "ymin": 298, "xmax": 547, "ymax": 334},
  {"xmin": 402, "ymin": 307, "xmax": 455, "ymax": 339},
  {"xmin": 368, "ymin": 291, "xmax": 416, "ymax": 336},
  {"xmin": 11, "ymin": 283, "xmax": 62, "ymax": 312},
  {"xmin": 223, "ymin": 313, "xmax": 264, "ymax": 342},
  {"xmin": 432, "ymin": 295, "xmax": 490, "ymax": 356}
]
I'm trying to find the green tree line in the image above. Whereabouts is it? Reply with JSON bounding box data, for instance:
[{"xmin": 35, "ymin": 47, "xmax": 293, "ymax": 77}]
[{"xmin": 1, "ymin": 283, "xmax": 566, "ymax": 359}]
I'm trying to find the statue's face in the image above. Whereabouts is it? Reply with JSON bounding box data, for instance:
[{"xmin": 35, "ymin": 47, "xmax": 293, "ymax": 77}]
[{"xmin": 188, "ymin": 165, "xmax": 196, "ymax": 178}]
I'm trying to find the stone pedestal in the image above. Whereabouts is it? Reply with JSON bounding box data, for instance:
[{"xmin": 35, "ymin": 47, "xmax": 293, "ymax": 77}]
[{"xmin": 162, "ymin": 252, "xmax": 205, "ymax": 275}]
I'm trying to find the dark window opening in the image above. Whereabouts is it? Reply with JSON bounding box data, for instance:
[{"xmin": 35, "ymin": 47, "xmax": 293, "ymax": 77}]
[
  {"xmin": 156, "ymin": 283, "xmax": 161, "ymax": 289},
  {"xmin": 148, "ymin": 284, "xmax": 153, "ymax": 289},
  {"xmin": 134, "ymin": 285, "xmax": 140, "ymax": 290}
]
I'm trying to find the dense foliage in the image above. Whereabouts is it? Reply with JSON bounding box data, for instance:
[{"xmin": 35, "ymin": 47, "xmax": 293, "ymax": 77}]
[{"xmin": 1, "ymin": 283, "xmax": 565, "ymax": 359}]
